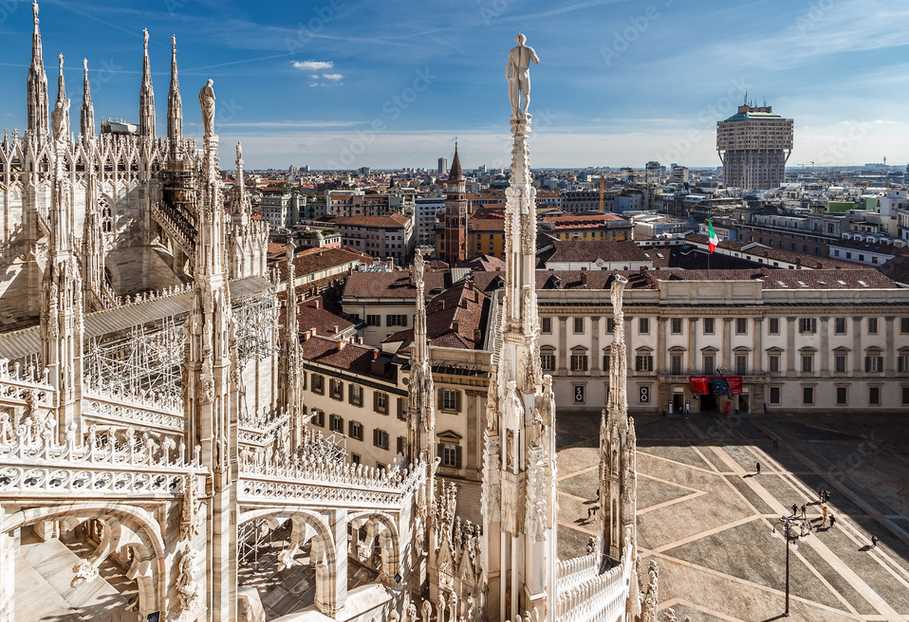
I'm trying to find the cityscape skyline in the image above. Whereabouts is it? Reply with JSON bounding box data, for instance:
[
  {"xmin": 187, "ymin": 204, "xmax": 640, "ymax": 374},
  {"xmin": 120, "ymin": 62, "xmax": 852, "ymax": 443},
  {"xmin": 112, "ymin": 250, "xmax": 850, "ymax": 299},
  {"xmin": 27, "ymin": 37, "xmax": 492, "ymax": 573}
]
[{"xmin": 0, "ymin": 0, "xmax": 907, "ymax": 170}]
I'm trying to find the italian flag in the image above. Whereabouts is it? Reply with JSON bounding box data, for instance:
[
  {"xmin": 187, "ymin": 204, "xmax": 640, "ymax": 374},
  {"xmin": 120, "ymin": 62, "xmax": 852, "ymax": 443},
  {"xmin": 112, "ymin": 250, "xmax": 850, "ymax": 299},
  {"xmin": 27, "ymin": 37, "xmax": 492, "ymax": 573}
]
[{"xmin": 707, "ymin": 220, "xmax": 718, "ymax": 254}]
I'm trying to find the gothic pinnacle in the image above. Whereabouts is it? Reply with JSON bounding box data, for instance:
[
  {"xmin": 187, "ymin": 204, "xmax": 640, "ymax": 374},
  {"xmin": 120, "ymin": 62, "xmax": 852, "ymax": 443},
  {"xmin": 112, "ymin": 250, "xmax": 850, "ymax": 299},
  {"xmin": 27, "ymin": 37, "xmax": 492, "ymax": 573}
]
[
  {"xmin": 139, "ymin": 28, "xmax": 155, "ymax": 139},
  {"xmin": 81, "ymin": 58, "xmax": 94, "ymax": 139},
  {"xmin": 27, "ymin": 1, "xmax": 49, "ymax": 136}
]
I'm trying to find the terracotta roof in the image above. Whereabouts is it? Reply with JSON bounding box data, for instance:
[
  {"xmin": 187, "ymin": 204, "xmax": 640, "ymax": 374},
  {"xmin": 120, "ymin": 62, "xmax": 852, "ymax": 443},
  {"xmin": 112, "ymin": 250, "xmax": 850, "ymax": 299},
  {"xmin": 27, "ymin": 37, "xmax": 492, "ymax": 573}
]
[
  {"xmin": 384, "ymin": 278, "xmax": 490, "ymax": 351},
  {"xmin": 322, "ymin": 214, "xmax": 410, "ymax": 228},
  {"xmin": 469, "ymin": 218, "xmax": 505, "ymax": 232},
  {"xmin": 684, "ymin": 233, "xmax": 859, "ymax": 269},
  {"xmin": 343, "ymin": 270, "xmax": 503, "ymax": 300},
  {"xmin": 299, "ymin": 334, "xmax": 395, "ymax": 381},
  {"xmin": 543, "ymin": 213, "xmax": 628, "ymax": 229},
  {"xmin": 829, "ymin": 238, "xmax": 909, "ymax": 256},
  {"xmin": 546, "ymin": 239, "xmax": 647, "ymax": 264},
  {"xmin": 876, "ymin": 255, "xmax": 909, "ymax": 285},
  {"xmin": 534, "ymin": 268, "xmax": 898, "ymax": 291},
  {"xmin": 457, "ymin": 255, "xmax": 505, "ymax": 271},
  {"xmin": 278, "ymin": 247, "xmax": 371, "ymax": 280}
]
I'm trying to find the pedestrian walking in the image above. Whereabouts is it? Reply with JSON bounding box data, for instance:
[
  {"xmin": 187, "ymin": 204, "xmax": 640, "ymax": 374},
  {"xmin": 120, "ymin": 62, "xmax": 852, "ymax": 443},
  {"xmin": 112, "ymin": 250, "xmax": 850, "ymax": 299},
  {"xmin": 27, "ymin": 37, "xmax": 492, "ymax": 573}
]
[
  {"xmin": 829, "ymin": 515, "xmax": 836, "ymax": 528},
  {"xmin": 773, "ymin": 439, "xmax": 779, "ymax": 449},
  {"xmin": 818, "ymin": 487, "xmax": 824, "ymax": 503},
  {"xmin": 791, "ymin": 504, "xmax": 799, "ymax": 517},
  {"xmin": 871, "ymin": 534, "xmax": 878, "ymax": 548},
  {"xmin": 587, "ymin": 506, "xmax": 597, "ymax": 520},
  {"xmin": 801, "ymin": 504, "xmax": 807, "ymax": 518},
  {"xmin": 756, "ymin": 462, "xmax": 761, "ymax": 475}
]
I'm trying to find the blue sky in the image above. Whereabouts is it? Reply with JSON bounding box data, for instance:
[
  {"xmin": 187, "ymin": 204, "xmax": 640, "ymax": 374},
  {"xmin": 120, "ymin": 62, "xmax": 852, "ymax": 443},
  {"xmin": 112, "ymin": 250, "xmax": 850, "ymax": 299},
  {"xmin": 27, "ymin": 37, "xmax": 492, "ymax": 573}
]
[{"xmin": 1, "ymin": 0, "xmax": 908, "ymax": 170}]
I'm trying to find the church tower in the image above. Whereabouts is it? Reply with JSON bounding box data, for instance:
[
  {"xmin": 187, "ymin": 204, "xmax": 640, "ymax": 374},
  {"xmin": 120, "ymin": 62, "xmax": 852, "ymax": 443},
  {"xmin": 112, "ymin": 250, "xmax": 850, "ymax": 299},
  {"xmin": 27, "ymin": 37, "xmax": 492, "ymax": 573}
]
[
  {"xmin": 27, "ymin": 2, "xmax": 48, "ymax": 137},
  {"xmin": 139, "ymin": 29, "xmax": 155, "ymax": 140},
  {"xmin": 443, "ymin": 146, "xmax": 468, "ymax": 266},
  {"xmin": 481, "ymin": 35, "xmax": 557, "ymax": 622},
  {"xmin": 183, "ymin": 81, "xmax": 238, "ymax": 622},
  {"xmin": 40, "ymin": 55, "xmax": 83, "ymax": 440}
]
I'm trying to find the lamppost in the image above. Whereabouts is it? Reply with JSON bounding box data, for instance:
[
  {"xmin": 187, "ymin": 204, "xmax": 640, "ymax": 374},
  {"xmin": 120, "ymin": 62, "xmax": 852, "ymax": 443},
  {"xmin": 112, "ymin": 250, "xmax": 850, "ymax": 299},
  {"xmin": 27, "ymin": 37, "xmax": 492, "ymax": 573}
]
[{"xmin": 771, "ymin": 513, "xmax": 807, "ymax": 616}]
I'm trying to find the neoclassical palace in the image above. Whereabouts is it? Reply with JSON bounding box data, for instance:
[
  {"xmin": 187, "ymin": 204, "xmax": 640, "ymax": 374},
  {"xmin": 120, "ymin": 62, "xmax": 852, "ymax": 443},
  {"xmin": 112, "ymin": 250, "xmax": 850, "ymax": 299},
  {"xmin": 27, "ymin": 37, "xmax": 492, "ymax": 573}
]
[{"xmin": 0, "ymin": 7, "xmax": 651, "ymax": 622}]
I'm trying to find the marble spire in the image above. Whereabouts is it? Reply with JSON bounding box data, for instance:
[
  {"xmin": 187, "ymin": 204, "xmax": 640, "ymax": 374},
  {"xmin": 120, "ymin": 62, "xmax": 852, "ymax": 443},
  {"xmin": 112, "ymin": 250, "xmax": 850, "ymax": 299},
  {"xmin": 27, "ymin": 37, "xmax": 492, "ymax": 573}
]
[
  {"xmin": 27, "ymin": 1, "xmax": 49, "ymax": 136},
  {"xmin": 139, "ymin": 28, "xmax": 155, "ymax": 139},
  {"xmin": 80, "ymin": 59, "xmax": 94, "ymax": 140},
  {"xmin": 230, "ymin": 142, "xmax": 251, "ymax": 224},
  {"xmin": 167, "ymin": 35, "xmax": 183, "ymax": 149},
  {"xmin": 407, "ymin": 250, "xmax": 435, "ymax": 464},
  {"xmin": 53, "ymin": 53, "xmax": 69, "ymax": 140}
]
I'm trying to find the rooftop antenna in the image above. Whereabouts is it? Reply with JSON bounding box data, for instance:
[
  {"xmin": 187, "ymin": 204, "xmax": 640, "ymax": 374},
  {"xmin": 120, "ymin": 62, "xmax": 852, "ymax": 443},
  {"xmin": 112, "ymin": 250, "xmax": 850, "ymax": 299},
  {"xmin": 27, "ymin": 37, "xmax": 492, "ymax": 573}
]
[{"xmin": 743, "ymin": 92, "xmax": 748, "ymax": 106}]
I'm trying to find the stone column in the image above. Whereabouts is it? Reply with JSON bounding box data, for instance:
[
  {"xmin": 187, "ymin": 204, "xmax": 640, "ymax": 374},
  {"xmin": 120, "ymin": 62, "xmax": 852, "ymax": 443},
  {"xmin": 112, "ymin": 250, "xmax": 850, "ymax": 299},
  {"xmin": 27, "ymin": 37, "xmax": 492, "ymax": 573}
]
[
  {"xmin": 591, "ymin": 316, "xmax": 601, "ymax": 375},
  {"xmin": 885, "ymin": 316, "xmax": 896, "ymax": 373},
  {"xmin": 688, "ymin": 318, "xmax": 698, "ymax": 374},
  {"xmin": 466, "ymin": 390, "xmax": 482, "ymax": 474},
  {"xmin": 852, "ymin": 317, "xmax": 863, "ymax": 374},
  {"xmin": 557, "ymin": 316, "xmax": 568, "ymax": 374},
  {"xmin": 819, "ymin": 317, "xmax": 830, "ymax": 376},
  {"xmin": 753, "ymin": 318, "xmax": 763, "ymax": 374},
  {"xmin": 723, "ymin": 318, "xmax": 732, "ymax": 372},
  {"xmin": 787, "ymin": 317, "xmax": 797, "ymax": 373}
]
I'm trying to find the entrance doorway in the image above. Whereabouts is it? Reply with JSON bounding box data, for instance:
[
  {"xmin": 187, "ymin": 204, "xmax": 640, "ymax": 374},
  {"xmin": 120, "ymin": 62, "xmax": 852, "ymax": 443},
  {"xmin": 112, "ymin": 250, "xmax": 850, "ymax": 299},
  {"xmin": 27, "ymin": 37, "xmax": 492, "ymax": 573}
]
[
  {"xmin": 700, "ymin": 395, "xmax": 718, "ymax": 412},
  {"xmin": 672, "ymin": 394, "xmax": 684, "ymax": 413},
  {"xmin": 738, "ymin": 394, "xmax": 749, "ymax": 413}
]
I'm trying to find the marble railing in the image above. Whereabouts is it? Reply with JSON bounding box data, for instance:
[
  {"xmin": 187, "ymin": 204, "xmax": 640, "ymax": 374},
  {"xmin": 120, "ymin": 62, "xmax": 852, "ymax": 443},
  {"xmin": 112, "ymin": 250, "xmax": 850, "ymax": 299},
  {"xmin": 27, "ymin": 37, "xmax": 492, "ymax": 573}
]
[
  {"xmin": 557, "ymin": 551, "xmax": 599, "ymax": 591},
  {"xmin": 0, "ymin": 415, "xmax": 204, "ymax": 497},
  {"xmin": 238, "ymin": 456, "xmax": 426, "ymax": 511},
  {"xmin": 238, "ymin": 408, "xmax": 291, "ymax": 445},
  {"xmin": 83, "ymin": 393, "xmax": 184, "ymax": 433},
  {"xmin": 83, "ymin": 381, "xmax": 182, "ymax": 416},
  {"xmin": 556, "ymin": 533, "xmax": 635, "ymax": 622},
  {"xmin": 150, "ymin": 200, "xmax": 196, "ymax": 256}
]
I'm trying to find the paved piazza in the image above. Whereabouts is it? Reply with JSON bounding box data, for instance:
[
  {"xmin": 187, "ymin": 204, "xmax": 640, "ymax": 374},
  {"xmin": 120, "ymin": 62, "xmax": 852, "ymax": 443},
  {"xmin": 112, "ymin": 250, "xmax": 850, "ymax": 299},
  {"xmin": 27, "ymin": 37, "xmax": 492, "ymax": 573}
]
[{"xmin": 556, "ymin": 410, "xmax": 909, "ymax": 622}]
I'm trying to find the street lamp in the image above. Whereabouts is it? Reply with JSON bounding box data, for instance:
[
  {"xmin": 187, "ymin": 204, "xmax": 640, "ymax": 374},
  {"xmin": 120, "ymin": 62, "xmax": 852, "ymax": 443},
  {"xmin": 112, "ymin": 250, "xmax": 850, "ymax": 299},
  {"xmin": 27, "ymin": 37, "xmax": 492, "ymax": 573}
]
[{"xmin": 771, "ymin": 514, "xmax": 804, "ymax": 617}]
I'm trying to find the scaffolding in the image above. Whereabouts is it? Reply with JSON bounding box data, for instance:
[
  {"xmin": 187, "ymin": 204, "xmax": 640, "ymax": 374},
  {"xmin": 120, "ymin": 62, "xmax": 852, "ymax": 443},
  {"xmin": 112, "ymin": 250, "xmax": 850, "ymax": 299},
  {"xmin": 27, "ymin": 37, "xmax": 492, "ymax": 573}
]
[
  {"xmin": 233, "ymin": 292, "xmax": 277, "ymax": 370},
  {"xmin": 84, "ymin": 315, "xmax": 184, "ymax": 403}
]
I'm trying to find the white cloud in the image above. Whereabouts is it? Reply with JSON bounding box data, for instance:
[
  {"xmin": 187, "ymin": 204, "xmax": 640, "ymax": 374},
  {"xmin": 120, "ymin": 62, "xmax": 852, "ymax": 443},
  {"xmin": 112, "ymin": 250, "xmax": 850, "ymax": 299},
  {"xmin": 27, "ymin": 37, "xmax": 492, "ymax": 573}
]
[
  {"xmin": 322, "ymin": 73, "xmax": 344, "ymax": 81},
  {"xmin": 292, "ymin": 60, "xmax": 333, "ymax": 71}
]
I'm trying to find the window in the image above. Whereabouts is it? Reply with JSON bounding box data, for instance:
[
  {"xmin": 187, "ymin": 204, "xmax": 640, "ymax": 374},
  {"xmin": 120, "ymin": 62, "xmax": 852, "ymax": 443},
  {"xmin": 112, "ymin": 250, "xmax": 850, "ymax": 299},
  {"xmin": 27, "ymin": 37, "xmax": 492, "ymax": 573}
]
[
  {"xmin": 704, "ymin": 353, "xmax": 715, "ymax": 375},
  {"xmin": 903, "ymin": 386, "xmax": 909, "ymax": 405},
  {"xmin": 540, "ymin": 348, "xmax": 555, "ymax": 372},
  {"xmin": 573, "ymin": 317, "xmax": 584, "ymax": 334},
  {"xmin": 373, "ymin": 428, "xmax": 389, "ymax": 450},
  {"xmin": 396, "ymin": 436, "xmax": 407, "ymax": 456},
  {"xmin": 311, "ymin": 409, "xmax": 325, "ymax": 427},
  {"xmin": 769, "ymin": 354, "xmax": 780, "ymax": 373},
  {"xmin": 770, "ymin": 386, "xmax": 781, "ymax": 404},
  {"xmin": 351, "ymin": 453, "xmax": 361, "ymax": 465},
  {"xmin": 736, "ymin": 318, "xmax": 747, "ymax": 335},
  {"xmin": 329, "ymin": 414, "xmax": 344, "ymax": 433},
  {"xmin": 899, "ymin": 353, "xmax": 909, "ymax": 373},
  {"xmin": 366, "ymin": 315, "xmax": 381, "ymax": 327},
  {"xmin": 835, "ymin": 354, "xmax": 847, "ymax": 373},
  {"xmin": 671, "ymin": 318, "xmax": 683, "ymax": 334},
  {"xmin": 606, "ymin": 318, "xmax": 615, "ymax": 334},
  {"xmin": 602, "ymin": 350, "xmax": 611, "ymax": 372},
  {"xmin": 836, "ymin": 387, "xmax": 847, "ymax": 405},
  {"xmin": 799, "ymin": 318, "xmax": 817, "ymax": 334},
  {"xmin": 835, "ymin": 317, "xmax": 847, "ymax": 335},
  {"xmin": 801, "ymin": 354, "xmax": 813, "ymax": 373},
  {"xmin": 704, "ymin": 318, "xmax": 715, "ymax": 334},
  {"xmin": 348, "ymin": 420, "xmax": 363, "ymax": 441},
  {"xmin": 349, "ymin": 384, "xmax": 363, "ymax": 406},
  {"xmin": 635, "ymin": 354, "xmax": 653, "ymax": 372},
  {"xmin": 541, "ymin": 317, "xmax": 552, "ymax": 334},
  {"xmin": 865, "ymin": 354, "xmax": 883, "ymax": 373},
  {"xmin": 868, "ymin": 317, "xmax": 878, "ymax": 334},
  {"xmin": 397, "ymin": 397, "xmax": 407, "ymax": 420},
  {"xmin": 803, "ymin": 386, "xmax": 814, "ymax": 405},
  {"xmin": 439, "ymin": 442, "xmax": 462, "ymax": 469},
  {"xmin": 768, "ymin": 318, "xmax": 779, "ymax": 335},
  {"xmin": 312, "ymin": 374, "xmax": 324, "ymax": 395},
  {"xmin": 387, "ymin": 314, "xmax": 408, "ymax": 327},
  {"xmin": 639, "ymin": 318, "xmax": 650, "ymax": 334},
  {"xmin": 869, "ymin": 386, "xmax": 881, "ymax": 405},
  {"xmin": 440, "ymin": 389, "xmax": 461, "ymax": 411},
  {"xmin": 374, "ymin": 392, "xmax": 389, "ymax": 414},
  {"xmin": 570, "ymin": 349, "xmax": 588, "ymax": 372},
  {"xmin": 670, "ymin": 354, "xmax": 683, "ymax": 375},
  {"xmin": 901, "ymin": 317, "xmax": 909, "ymax": 334},
  {"xmin": 735, "ymin": 354, "xmax": 747, "ymax": 375},
  {"xmin": 330, "ymin": 378, "xmax": 344, "ymax": 401}
]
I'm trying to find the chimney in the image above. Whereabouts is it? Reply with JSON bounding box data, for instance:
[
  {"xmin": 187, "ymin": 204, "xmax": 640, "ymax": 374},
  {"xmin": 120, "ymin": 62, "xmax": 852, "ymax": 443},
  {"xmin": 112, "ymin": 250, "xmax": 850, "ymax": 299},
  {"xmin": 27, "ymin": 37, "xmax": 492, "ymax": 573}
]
[
  {"xmin": 373, "ymin": 350, "xmax": 379, "ymax": 360},
  {"xmin": 333, "ymin": 324, "xmax": 339, "ymax": 334},
  {"xmin": 474, "ymin": 328, "xmax": 482, "ymax": 343},
  {"xmin": 580, "ymin": 271, "xmax": 588, "ymax": 285},
  {"xmin": 337, "ymin": 340, "xmax": 344, "ymax": 351},
  {"xmin": 303, "ymin": 330, "xmax": 311, "ymax": 341},
  {"xmin": 451, "ymin": 320, "xmax": 459, "ymax": 333},
  {"xmin": 357, "ymin": 337, "xmax": 363, "ymax": 344},
  {"xmin": 311, "ymin": 328, "xmax": 317, "ymax": 336},
  {"xmin": 314, "ymin": 299, "xmax": 320, "ymax": 309},
  {"xmin": 439, "ymin": 300, "xmax": 445, "ymax": 310}
]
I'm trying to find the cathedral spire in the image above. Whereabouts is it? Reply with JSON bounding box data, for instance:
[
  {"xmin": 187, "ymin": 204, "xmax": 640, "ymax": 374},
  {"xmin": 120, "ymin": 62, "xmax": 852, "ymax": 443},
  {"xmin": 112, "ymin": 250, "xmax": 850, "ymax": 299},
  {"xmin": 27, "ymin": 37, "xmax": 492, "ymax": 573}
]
[
  {"xmin": 27, "ymin": 1, "xmax": 49, "ymax": 136},
  {"xmin": 231, "ymin": 142, "xmax": 250, "ymax": 223},
  {"xmin": 167, "ymin": 35, "xmax": 182, "ymax": 150},
  {"xmin": 80, "ymin": 59, "xmax": 94, "ymax": 140},
  {"xmin": 54, "ymin": 53, "xmax": 69, "ymax": 139},
  {"xmin": 407, "ymin": 250, "xmax": 434, "ymax": 465},
  {"xmin": 139, "ymin": 28, "xmax": 155, "ymax": 139}
]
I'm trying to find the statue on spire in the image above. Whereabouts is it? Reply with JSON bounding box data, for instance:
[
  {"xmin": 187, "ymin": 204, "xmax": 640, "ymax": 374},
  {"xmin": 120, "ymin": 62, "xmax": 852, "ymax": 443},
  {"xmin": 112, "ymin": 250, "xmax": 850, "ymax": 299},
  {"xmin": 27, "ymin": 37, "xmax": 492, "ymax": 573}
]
[
  {"xmin": 506, "ymin": 33, "xmax": 539, "ymax": 120},
  {"xmin": 51, "ymin": 53, "xmax": 70, "ymax": 142},
  {"xmin": 199, "ymin": 79, "xmax": 216, "ymax": 138}
]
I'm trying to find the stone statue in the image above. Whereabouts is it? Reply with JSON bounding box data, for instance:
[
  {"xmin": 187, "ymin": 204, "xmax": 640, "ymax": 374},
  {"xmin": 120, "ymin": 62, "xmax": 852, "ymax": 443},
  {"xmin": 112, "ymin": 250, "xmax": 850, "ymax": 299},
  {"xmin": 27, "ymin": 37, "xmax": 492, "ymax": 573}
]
[
  {"xmin": 506, "ymin": 33, "xmax": 539, "ymax": 119},
  {"xmin": 236, "ymin": 141, "xmax": 242, "ymax": 161},
  {"xmin": 51, "ymin": 55, "xmax": 70, "ymax": 142},
  {"xmin": 199, "ymin": 79, "xmax": 216, "ymax": 137}
]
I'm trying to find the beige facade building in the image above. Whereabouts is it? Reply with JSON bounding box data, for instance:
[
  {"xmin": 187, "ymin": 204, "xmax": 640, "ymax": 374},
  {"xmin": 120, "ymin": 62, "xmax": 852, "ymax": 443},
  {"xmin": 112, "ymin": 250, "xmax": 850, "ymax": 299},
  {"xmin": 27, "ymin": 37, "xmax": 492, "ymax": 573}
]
[{"xmin": 717, "ymin": 104, "xmax": 793, "ymax": 190}]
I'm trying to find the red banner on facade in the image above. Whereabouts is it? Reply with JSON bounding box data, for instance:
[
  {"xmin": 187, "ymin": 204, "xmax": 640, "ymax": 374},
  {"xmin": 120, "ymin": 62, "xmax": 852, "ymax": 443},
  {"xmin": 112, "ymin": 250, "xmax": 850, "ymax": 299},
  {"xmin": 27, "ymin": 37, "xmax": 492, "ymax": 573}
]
[
  {"xmin": 689, "ymin": 376, "xmax": 743, "ymax": 395},
  {"xmin": 690, "ymin": 376, "xmax": 709, "ymax": 394}
]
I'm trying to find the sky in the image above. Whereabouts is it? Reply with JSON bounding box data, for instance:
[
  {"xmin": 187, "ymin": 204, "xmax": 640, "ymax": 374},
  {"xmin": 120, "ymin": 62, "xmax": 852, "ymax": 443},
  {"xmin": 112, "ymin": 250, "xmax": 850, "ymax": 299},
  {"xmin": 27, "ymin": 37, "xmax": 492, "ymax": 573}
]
[{"xmin": 1, "ymin": 0, "xmax": 908, "ymax": 170}]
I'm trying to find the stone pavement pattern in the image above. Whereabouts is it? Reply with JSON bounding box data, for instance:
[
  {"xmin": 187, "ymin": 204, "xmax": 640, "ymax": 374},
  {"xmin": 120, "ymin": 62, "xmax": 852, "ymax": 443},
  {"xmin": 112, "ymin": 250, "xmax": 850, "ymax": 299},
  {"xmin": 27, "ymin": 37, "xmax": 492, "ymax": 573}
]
[{"xmin": 556, "ymin": 411, "xmax": 909, "ymax": 622}]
